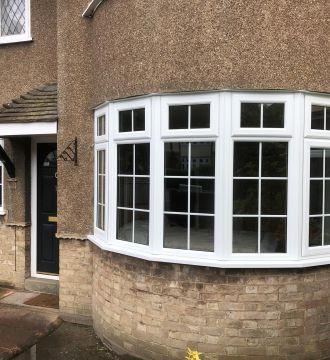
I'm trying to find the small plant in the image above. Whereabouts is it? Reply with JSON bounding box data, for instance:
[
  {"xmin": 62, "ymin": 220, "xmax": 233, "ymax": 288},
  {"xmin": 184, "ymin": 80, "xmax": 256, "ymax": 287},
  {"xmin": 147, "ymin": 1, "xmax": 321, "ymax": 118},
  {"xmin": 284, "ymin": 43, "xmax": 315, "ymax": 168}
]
[{"xmin": 186, "ymin": 348, "xmax": 202, "ymax": 360}]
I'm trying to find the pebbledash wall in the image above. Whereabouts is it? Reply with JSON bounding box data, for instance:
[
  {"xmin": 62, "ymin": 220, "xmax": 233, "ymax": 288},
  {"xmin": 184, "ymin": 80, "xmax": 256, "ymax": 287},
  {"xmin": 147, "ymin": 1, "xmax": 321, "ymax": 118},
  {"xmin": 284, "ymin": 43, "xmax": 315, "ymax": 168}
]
[
  {"xmin": 0, "ymin": 0, "xmax": 57, "ymax": 288},
  {"xmin": 58, "ymin": 0, "xmax": 330, "ymax": 359}
]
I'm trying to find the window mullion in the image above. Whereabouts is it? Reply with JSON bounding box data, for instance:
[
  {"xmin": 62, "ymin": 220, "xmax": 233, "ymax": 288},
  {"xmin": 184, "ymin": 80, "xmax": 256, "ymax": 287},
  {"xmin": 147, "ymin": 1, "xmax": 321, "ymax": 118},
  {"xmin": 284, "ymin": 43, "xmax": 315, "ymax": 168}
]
[
  {"xmin": 322, "ymin": 149, "xmax": 325, "ymax": 246},
  {"xmin": 187, "ymin": 143, "xmax": 191, "ymax": 250},
  {"xmin": 258, "ymin": 142, "xmax": 262, "ymax": 253}
]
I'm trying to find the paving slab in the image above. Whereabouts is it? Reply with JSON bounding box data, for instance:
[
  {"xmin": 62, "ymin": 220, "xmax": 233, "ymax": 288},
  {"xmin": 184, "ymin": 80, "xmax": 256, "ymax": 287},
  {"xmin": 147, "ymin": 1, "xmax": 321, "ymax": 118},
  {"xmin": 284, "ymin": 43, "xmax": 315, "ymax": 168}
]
[{"xmin": 0, "ymin": 303, "xmax": 61, "ymax": 360}]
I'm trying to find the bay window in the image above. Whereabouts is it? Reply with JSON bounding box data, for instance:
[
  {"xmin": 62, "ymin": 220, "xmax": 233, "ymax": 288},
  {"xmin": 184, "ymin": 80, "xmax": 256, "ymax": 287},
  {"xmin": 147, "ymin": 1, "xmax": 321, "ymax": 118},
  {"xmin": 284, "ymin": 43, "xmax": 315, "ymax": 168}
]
[{"xmin": 91, "ymin": 91, "xmax": 330, "ymax": 268}]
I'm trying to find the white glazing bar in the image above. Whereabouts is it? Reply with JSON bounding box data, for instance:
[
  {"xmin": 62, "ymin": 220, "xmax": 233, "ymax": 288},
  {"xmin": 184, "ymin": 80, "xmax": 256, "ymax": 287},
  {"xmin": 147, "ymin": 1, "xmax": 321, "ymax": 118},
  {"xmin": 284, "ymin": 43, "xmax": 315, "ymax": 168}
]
[
  {"xmin": 322, "ymin": 149, "xmax": 325, "ymax": 245},
  {"xmin": 187, "ymin": 143, "xmax": 191, "ymax": 250},
  {"xmin": 258, "ymin": 142, "xmax": 262, "ymax": 253}
]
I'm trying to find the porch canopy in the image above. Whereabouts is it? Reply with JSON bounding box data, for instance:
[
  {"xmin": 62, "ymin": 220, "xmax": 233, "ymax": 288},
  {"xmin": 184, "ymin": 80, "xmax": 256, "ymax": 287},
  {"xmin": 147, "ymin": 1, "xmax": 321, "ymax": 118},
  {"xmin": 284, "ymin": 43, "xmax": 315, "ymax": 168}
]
[{"xmin": 0, "ymin": 84, "xmax": 57, "ymax": 136}]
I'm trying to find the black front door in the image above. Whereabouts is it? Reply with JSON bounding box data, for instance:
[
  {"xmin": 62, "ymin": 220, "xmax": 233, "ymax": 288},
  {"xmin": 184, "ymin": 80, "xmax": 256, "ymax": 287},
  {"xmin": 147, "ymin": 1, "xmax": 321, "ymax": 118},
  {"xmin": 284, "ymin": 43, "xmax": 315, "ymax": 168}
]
[{"xmin": 37, "ymin": 143, "xmax": 59, "ymax": 275}]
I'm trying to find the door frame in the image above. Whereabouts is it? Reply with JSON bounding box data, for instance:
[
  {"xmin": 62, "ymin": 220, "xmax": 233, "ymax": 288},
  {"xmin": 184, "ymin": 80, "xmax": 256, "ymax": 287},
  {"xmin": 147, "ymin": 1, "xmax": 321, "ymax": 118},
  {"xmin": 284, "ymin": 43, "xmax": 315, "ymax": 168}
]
[{"xmin": 31, "ymin": 135, "xmax": 59, "ymax": 280}]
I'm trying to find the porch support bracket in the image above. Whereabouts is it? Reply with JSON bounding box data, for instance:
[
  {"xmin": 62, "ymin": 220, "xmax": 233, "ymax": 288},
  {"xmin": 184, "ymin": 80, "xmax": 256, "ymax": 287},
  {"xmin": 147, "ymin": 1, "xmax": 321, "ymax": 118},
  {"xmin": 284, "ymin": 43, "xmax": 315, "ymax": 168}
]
[{"xmin": 0, "ymin": 144, "xmax": 15, "ymax": 178}]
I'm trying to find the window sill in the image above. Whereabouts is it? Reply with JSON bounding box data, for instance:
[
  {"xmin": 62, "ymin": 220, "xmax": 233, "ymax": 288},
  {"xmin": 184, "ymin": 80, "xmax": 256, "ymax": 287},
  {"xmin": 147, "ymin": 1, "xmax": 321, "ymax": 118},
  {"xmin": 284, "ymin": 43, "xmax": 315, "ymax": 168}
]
[
  {"xmin": 88, "ymin": 235, "xmax": 330, "ymax": 269},
  {"xmin": 0, "ymin": 36, "xmax": 33, "ymax": 45}
]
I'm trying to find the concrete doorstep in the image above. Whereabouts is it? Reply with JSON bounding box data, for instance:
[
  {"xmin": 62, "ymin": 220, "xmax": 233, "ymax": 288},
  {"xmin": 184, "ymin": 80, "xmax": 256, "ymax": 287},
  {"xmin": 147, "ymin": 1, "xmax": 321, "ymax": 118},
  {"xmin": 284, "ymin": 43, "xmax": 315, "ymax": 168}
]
[
  {"xmin": 0, "ymin": 302, "xmax": 61, "ymax": 360},
  {"xmin": 0, "ymin": 287, "xmax": 61, "ymax": 360}
]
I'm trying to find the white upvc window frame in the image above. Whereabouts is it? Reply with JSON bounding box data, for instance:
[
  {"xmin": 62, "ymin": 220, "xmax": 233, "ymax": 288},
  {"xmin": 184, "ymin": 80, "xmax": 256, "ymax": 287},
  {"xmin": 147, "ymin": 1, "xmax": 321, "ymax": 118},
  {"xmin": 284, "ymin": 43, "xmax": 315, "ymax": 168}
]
[
  {"xmin": 302, "ymin": 95, "xmax": 330, "ymax": 257},
  {"xmin": 0, "ymin": 0, "xmax": 32, "ymax": 44},
  {"xmin": 113, "ymin": 98, "xmax": 151, "ymax": 140},
  {"xmin": 227, "ymin": 92, "xmax": 299, "ymax": 261},
  {"xmin": 232, "ymin": 93, "xmax": 294, "ymax": 137},
  {"xmin": 89, "ymin": 91, "xmax": 330, "ymax": 269},
  {"xmin": 302, "ymin": 139, "xmax": 330, "ymax": 257},
  {"xmin": 305, "ymin": 95, "xmax": 330, "ymax": 139},
  {"xmin": 161, "ymin": 93, "xmax": 219, "ymax": 138},
  {"xmin": 0, "ymin": 138, "xmax": 4, "ymax": 213},
  {"xmin": 93, "ymin": 108, "xmax": 109, "ymax": 242},
  {"xmin": 108, "ymin": 100, "xmax": 152, "ymax": 252}
]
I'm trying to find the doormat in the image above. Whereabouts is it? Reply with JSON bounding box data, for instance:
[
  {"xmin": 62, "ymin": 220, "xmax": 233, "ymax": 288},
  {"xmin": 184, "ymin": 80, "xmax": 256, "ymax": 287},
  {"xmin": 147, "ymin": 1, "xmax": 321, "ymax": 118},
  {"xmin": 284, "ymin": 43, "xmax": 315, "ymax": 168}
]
[
  {"xmin": 24, "ymin": 293, "xmax": 59, "ymax": 309},
  {"xmin": 0, "ymin": 288, "xmax": 14, "ymax": 299}
]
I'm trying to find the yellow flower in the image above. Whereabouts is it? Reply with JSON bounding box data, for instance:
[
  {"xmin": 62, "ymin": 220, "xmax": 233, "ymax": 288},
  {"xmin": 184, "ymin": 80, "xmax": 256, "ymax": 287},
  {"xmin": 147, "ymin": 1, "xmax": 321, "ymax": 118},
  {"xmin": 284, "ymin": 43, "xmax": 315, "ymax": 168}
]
[{"xmin": 186, "ymin": 347, "xmax": 202, "ymax": 360}]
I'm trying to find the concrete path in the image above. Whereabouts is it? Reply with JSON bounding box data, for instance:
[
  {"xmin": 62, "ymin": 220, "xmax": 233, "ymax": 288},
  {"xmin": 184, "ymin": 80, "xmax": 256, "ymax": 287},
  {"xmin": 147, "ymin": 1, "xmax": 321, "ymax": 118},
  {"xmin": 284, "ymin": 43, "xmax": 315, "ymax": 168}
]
[{"xmin": 0, "ymin": 303, "xmax": 61, "ymax": 360}]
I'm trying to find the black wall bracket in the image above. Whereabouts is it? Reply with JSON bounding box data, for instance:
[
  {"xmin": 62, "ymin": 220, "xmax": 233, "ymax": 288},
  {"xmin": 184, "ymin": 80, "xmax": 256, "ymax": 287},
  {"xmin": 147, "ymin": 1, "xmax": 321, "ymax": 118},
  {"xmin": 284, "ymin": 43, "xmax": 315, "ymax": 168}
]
[
  {"xmin": 57, "ymin": 137, "xmax": 78, "ymax": 166},
  {"xmin": 0, "ymin": 144, "xmax": 15, "ymax": 178}
]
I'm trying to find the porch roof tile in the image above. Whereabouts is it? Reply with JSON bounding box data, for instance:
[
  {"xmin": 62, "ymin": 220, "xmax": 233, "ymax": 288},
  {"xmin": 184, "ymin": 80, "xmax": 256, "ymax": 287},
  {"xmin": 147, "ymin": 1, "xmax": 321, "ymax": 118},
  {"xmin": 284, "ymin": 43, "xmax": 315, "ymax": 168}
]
[{"xmin": 0, "ymin": 84, "xmax": 57, "ymax": 124}]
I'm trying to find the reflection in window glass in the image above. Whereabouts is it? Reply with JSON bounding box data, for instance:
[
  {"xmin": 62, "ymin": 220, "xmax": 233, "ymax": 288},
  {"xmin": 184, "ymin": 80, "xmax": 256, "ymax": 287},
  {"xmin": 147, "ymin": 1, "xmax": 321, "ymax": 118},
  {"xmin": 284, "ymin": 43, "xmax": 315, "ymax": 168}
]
[
  {"xmin": 1, "ymin": 0, "xmax": 26, "ymax": 36},
  {"xmin": 164, "ymin": 142, "xmax": 215, "ymax": 252},
  {"xmin": 96, "ymin": 150, "xmax": 106, "ymax": 230},
  {"xmin": 169, "ymin": 104, "xmax": 210, "ymax": 130},
  {"xmin": 233, "ymin": 142, "xmax": 288, "ymax": 253},
  {"xmin": 117, "ymin": 143, "xmax": 150, "ymax": 244},
  {"xmin": 309, "ymin": 148, "xmax": 330, "ymax": 247},
  {"xmin": 311, "ymin": 105, "xmax": 325, "ymax": 130},
  {"xmin": 119, "ymin": 108, "xmax": 145, "ymax": 132},
  {"xmin": 241, "ymin": 103, "xmax": 284, "ymax": 128},
  {"xmin": 97, "ymin": 115, "xmax": 106, "ymax": 136}
]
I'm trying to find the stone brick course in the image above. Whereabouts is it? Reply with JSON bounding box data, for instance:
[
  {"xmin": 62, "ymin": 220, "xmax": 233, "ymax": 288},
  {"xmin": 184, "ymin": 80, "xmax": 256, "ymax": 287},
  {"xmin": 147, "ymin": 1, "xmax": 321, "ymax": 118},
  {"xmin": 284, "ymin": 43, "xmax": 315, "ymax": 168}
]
[
  {"xmin": 0, "ymin": 221, "xmax": 30, "ymax": 289},
  {"xmin": 58, "ymin": 240, "xmax": 330, "ymax": 359}
]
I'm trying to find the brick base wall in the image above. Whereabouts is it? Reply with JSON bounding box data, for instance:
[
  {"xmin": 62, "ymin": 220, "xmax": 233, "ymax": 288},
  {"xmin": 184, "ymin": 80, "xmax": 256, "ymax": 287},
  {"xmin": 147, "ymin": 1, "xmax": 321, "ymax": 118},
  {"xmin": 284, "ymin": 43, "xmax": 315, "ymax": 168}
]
[
  {"xmin": 59, "ymin": 239, "xmax": 93, "ymax": 322},
  {"xmin": 92, "ymin": 248, "xmax": 330, "ymax": 359},
  {"xmin": 0, "ymin": 221, "xmax": 30, "ymax": 288},
  {"xmin": 59, "ymin": 240, "xmax": 330, "ymax": 359}
]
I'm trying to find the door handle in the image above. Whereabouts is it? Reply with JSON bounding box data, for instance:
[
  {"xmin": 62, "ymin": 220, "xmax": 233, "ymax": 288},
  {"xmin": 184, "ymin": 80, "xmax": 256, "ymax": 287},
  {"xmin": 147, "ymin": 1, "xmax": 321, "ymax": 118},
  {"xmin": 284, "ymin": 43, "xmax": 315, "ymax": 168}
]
[{"xmin": 48, "ymin": 216, "xmax": 58, "ymax": 223}]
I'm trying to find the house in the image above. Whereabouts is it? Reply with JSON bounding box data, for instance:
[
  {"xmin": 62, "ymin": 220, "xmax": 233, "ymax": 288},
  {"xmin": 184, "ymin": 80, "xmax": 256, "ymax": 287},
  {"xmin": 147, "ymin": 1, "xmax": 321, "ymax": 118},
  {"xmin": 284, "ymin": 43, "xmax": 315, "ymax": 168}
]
[{"xmin": 0, "ymin": 0, "xmax": 330, "ymax": 358}]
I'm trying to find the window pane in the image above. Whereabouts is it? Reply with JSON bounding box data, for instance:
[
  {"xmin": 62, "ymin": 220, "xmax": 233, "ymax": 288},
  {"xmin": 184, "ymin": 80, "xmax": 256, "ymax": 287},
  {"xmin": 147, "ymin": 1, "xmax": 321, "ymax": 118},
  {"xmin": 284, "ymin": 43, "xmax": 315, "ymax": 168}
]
[
  {"xmin": 311, "ymin": 105, "xmax": 324, "ymax": 130},
  {"xmin": 309, "ymin": 217, "xmax": 322, "ymax": 247},
  {"xmin": 117, "ymin": 177, "xmax": 133, "ymax": 208},
  {"xmin": 97, "ymin": 205, "xmax": 104, "ymax": 230},
  {"xmin": 97, "ymin": 115, "xmax": 106, "ymax": 136},
  {"xmin": 135, "ymin": 143, "xmax": 150, "ymax": 175},
  {"xmin": 309, "ymin": 180, "xmax": 323, "ymax": 215},
  {"xmin": 169, "ymin": 105, "xmax": 188, "ymax": 129},
  {"xmin": 261, "ymin": 180, "xmax": 287, "ymax": 215},
  {"xmin": 233, "ymin": 180, "xmax": 258, "ymax": 214},
  {"xmin": 135, "ymin": 178, "xmax": 149, "ymax": 210},
  {"xmin": 324, "ymin": 216, "xmax": 330, "ymax": 245},
  {"xmin": 310, "ymin": 148, "xmax": 324, "ymax": 178},
  {"xmin": 325, "ymin": 180, "xmax": 330, "ymax": 214},
  {"xmin": 233, "ymin": 142, "xmax": 259, "ymax": 177},
  {"xmin": 326, "ymin": 108, "xmax": 330, "ymax": 130},
  {"xmin": 165, "ymin": 142, "xmax": 189, "ymax": 176},
  {"xmin": 190, "ymin": 179, "xmax": 214, "ymax": 214},
  {"xmin": 325, "ymin": 150, "xmax": 330, "ymax": 177},
  {"xmin": 118, "ymin": 144, "xmax": 133, "ymax": 174},
  {"xmin": 261, "ymin": 142, "xmax": 288, "ymax": 177},
  {"xmin": 241, "ymin": 103, "xmax": 261, "ymax": 128},
  {"xmin": 233, "ymin": 218, "xmax": 258, "ymax": 253},
  {"xmin": 164, "ymin": 214, "xmax": 188, "ymax": 249},
  {"xmin": 98, "ymin": 150, "xmax": 105, "ymax": 174},
  {"xmin": 133, "ymin": 108, "xmax": 145, "ymax": 131},
  {"xmin": 263, "ymin": 103, "xmax": 285, "ymax": 128},
  {"xmin": 117, "ymin": 209, "xmax": 133, "ymax": 242},
  {"xmin": 260, "ymin": 218, "xmax": 286, "ymax": 253},
  {"xmin": 191, "ymin": 104, "xmax": 210, "ymax": 129},
  {"xmin": 190, "ymin": 142, "xmax": 215, "ymax": 176},
  {"xmin": 190, "ymin": 216, "xmax": 214, "ymax": 252},
  {"xmin": 134, "ymin": 211, "xmax": 149, "ymax": 245},
  {"xmin": 164, "ymin": 179, "xmax": 188, "ymax": 212},
  {"xmin": 119, "ymin": 110, "xmax": 132, "ymax": 132},
  {"xmin": 1, "ymin": 0, "xmax": 25, "ymax": 36}
]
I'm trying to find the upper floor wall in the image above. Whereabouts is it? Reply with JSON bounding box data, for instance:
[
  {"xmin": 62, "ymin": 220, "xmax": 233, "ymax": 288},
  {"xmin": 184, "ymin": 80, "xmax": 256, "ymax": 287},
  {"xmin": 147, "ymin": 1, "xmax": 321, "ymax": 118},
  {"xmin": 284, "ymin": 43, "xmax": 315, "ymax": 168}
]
[
  {"xmin": 0, "ymin": 0, "xmax": 57, "ymax": 105},
  {"xmin": 88, "ymin": 0, "xmax": 330, "ymax": 105}
]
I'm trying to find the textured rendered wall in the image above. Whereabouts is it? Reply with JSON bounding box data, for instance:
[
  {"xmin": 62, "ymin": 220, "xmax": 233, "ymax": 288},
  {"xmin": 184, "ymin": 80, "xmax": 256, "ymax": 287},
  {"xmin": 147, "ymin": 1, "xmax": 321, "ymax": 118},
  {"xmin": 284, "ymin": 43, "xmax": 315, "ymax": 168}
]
[
  {"xmin": 92, "ymin": 248, "xmax": 330, "ymax": 359},
  {"xmin": 90, "ymin": 0, "xmax": 330, "ymax": 106},
  {"xmin": 0, "ymin": 0, "xmax": 57, "ymax": 105},
  {"xmin": 56, "ymin": 0, "xmax": 330, "ymax": 238}
]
